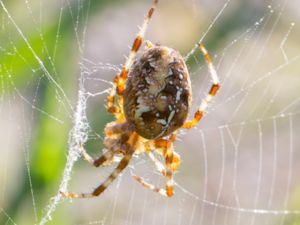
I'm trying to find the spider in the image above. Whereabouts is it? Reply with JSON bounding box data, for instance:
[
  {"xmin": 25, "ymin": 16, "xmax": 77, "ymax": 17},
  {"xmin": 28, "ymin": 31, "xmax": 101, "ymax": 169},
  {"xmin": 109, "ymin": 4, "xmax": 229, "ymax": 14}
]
[{"xmin": 61, "ymin": 0, "xmax": 219, "ymax": 198}]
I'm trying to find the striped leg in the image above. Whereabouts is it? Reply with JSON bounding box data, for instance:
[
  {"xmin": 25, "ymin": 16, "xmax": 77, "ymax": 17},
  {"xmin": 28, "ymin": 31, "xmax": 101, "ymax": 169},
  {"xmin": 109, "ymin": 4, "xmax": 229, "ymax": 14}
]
[
  {"xmin": 144, "ymin": 134, "xmax": 180, "ymax": 175},
  {"xmin": 183, "ymin": 43, "xmax": 220, "ymax": 129},
  {"xmin": 158, "ymin": 138, "xmax": 176, "ymax": 197},
  {"xmin": 132, "ymin": 145, "xmax": 175, "ymax": 197},
  {"xmin": 60, "ymin": 133, "xmax": 139, "ymax": 198},
  {"xmin": 61, "ymin": 151, "xmax": 134, "ymax": 198},
  {"xmin": 132, "ymin": 135, "xmax": 178, "ymax": 197},
  {"xmin": 148, "ymin": 152, "xmax": 167, "ymax": 176},
  {"xmin": 104, "ymin": 122, "xmax": 132, "ymax": 136},
  {"xmin": 107, "ymin": 0, "xmax": 158, "ymax": 115},
  {"xmin": 154, "ymin": 134, "xmax": 180, "ymax": 172},
  {"xmin": 78, "ymin": 123, "xmax": 131, "ymax": 167},
  {"xmin": 79, "ymin": 144, "xmax": 115, "ymax": 167}
]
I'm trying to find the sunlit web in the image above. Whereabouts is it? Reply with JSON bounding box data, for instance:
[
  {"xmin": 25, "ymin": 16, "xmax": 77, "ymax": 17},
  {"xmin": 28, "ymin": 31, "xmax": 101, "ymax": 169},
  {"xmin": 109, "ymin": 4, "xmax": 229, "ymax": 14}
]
[{"xmin": 0, "ymin": 0, "xmax": 300, "ymax": 224}]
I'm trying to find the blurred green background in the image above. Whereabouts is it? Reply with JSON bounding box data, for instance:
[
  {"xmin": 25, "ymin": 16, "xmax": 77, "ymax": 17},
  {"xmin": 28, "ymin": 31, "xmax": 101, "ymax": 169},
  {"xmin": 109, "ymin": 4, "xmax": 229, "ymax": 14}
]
[{"xmin": 1, "ymin": 0, "xmax": 300, "ymax": 224}]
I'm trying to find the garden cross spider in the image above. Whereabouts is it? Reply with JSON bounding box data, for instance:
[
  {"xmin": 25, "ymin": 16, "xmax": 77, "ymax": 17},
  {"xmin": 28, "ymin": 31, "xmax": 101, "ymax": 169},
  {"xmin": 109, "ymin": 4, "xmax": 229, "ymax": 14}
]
[{"xmin": 61, "ymin": 0, "xmax": 219, "ymax": 198}]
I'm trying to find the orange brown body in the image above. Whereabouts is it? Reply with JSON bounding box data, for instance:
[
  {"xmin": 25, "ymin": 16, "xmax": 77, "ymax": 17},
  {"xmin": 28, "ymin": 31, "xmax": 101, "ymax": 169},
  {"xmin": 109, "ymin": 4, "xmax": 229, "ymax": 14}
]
[{"xmin": 60, "ymin": 0, "xmax": 219, "ymax": 199}]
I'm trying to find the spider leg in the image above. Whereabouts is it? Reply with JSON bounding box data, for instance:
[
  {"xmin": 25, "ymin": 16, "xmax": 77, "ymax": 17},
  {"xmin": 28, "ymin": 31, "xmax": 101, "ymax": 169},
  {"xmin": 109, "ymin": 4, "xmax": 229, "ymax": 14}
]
[
  {"xmin": 104, "ymin": 122, "xmax": 132, "ymax": 136},
  {"xmin": 78, "ymin": 124, "xmax": 128, "ymax": 167},
  {"xmin": 146, "ymin": 151, "xmax": 180, "ymax": 175},
  {"xmin": 61, "ymin": 133, "xmax": 139, "ymax": 198},
  {"xmin": 79, "ymin": 122, "xmax": 133, "ymax": 167},
  {"xmin": 147, "ymin": 152, "xmax": 166, "ymax": 176},
  {"xmin": 143, "ymin": 140, "xmax": 167, "ymax": 175},
  {"xmin": 79, "ymin": 144, "xmax": 115, "ymax": 167},
  {"xmin": 154, "ymin": 134, "xmax": 180, "ymax": 172},
  {"xmin": 132, "ymin": 135, "xmax": 178, "ymax": 197},
  {"xmin": 183, "ymin": 43, "xmax": 220, "ymax": 129},
  {"xmin": 107, "ymin": 0, "xmax": 158, "ymax": 116},
  {"xmin": 132, "ymin": 145, "xmax": 175, "ymax": 197},
  {"xmin": 144, "ymin": 133, "xmax": 180, "ymax": 175},
  {"xmin": 61, "ymin": 151, "xmax": 134, "ymax": 198}
]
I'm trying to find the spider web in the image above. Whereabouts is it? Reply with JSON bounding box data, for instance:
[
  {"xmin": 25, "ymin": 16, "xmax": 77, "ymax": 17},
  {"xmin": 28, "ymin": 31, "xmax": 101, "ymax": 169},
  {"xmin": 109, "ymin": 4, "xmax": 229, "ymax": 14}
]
[{"xmin": 0, "ymin": 0, "xmax": 300, "ymax": 224}]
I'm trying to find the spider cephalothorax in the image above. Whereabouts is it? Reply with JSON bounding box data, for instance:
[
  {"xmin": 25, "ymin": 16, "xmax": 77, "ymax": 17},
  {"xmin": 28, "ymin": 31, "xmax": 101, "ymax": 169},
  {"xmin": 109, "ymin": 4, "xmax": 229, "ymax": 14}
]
[
  {"xmin": 61, "ymin": 0, "xmax": 219, "ymax": 199},
  {"xmin": 124, "ymin": 45, "xmax": 192, "ymax": 139}
]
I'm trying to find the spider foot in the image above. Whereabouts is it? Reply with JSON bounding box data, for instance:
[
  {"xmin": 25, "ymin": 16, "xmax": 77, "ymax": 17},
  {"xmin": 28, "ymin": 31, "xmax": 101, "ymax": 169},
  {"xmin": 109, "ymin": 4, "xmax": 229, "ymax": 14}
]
[{"xmin": 59, "ymin": 191, "xmax": 93, "ymax": 198}]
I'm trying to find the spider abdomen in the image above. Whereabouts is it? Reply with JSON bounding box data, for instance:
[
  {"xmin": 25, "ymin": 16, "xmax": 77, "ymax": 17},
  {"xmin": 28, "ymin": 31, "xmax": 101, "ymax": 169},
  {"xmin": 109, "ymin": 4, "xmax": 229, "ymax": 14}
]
[{"xmin": 124, "ymin": 46, "xmax": 192, "ymax": 139}]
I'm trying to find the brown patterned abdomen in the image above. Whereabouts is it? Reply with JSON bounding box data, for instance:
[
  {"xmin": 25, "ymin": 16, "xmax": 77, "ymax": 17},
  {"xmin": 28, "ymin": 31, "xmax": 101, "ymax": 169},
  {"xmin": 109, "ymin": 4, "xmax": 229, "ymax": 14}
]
[{"xmin": 124, "ymin": 46, "xmax": 192, "ymax": 139}]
